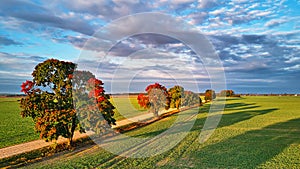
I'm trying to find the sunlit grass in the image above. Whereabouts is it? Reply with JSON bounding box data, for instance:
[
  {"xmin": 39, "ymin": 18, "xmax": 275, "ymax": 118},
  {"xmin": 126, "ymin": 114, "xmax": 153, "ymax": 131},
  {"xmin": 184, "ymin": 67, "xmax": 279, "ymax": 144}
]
[
  {"xmin": 0, "ymin": 95, "xmax": 148, "ymax": 148},
  {"xmin": 0, "ymin": 97, "xmax": 39, "ymax": 148},
  {"xmin": 26, "ymin": 96, "xmax": 300, "ymax": 168},
  {"xmin": 110, "ymin": 95, "xmax": 147, "ymax": 121}
]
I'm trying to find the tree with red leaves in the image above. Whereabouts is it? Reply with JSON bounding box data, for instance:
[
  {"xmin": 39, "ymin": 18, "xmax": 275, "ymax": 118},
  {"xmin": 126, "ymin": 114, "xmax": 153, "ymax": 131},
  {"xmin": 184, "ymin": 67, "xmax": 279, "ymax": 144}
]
[
  {"xmin": 72, "ymin": 71, "xmax": 116, "ymax": 135},
  {"xmin": 20, "ymin": 80, "xmax": 34, "ymax": 94},
  {"xmin": 204, "ymin": 89, "xmax": 216, "ymax": 102},
  {"xmin": 20, "ymin": 59, "xmax": 116, "ymax": 146},
  {"xmin": 137, "ymin": 83, "xmax": 169, "ymax": 117},
  {"xmin": 137, "ymin": 93, "xmax": 150, "ymax": 109}
]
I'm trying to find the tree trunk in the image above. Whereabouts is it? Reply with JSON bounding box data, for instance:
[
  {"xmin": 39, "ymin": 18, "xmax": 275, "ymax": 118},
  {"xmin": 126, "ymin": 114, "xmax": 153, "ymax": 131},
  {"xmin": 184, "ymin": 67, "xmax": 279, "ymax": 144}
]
[
  {"xmin": 68, "ymin": 116, "xmax": 77, "ymax": 148},
  {"xmin": 67, "ymin": 137, "xmax": 73, "ymax": 147},
  {"xmin": 153, "ymin": 108, "xmax": 159, "ymax": 117}
]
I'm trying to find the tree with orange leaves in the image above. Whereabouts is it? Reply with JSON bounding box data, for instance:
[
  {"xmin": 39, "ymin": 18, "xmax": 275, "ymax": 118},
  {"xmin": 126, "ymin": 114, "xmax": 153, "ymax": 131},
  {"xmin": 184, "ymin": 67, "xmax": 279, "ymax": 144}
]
[{"xmin": 137, "ymin": 83, "xmax": 169, "ymax": 117}]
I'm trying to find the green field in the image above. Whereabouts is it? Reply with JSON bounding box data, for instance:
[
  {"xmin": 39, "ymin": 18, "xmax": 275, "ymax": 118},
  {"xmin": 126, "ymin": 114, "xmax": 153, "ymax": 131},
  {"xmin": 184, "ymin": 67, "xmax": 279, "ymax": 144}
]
[
  {"xmin": 25, "ymin": 96, "xmax": 300, "ymax": 168},
  {"xmin": 110, "ymin": 96, "xmax": 147, "ymax": 120},
  {"xmin": 0, "ymin": 96, "xmax": 146, "ymax": 149},
  {"xmin": 0, "ymin": 97, "xmax": 39, "ymax": 148}
]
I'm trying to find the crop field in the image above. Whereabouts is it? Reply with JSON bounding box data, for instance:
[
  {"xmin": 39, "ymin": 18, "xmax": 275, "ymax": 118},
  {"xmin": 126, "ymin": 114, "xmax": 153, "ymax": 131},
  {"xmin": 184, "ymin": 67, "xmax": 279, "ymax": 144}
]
[
  {"xmin": 110, "ymin": 95, "xmax": 147, "ymax": 120},
  {"xmin": 25, "ymin": 96, "xmax": 300, "ymax": 168},
  {"xmin": 0, "ymin": 97, "xmax": 39, "ymax": 148},
  {"xmin": 0, "ymin": 95, "xmax": 145, "ymax": 148}
]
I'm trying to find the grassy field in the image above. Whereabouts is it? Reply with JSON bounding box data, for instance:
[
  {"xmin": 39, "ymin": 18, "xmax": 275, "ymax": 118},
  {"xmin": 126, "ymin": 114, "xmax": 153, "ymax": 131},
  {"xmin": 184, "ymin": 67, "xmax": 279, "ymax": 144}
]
[
  {"xmin": 0, "ymin": 97, "xmax": 39, "ymax": 148},
  {"xmin": 25, "ymin": 96, "xmax": 300, "ymax": 168},
  {"xmin": 0, "ymin": 95, "xmax": 146, "ymax": 149},
  {"xmin": 110, "ymin": 95, "xmax": 147, "ymax": 121}
]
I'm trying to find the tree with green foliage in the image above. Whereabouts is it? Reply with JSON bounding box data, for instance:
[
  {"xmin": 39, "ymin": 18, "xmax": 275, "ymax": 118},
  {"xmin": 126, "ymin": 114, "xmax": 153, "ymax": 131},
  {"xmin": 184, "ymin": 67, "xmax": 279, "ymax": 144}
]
[
  {"xmin": 204, "ymin": 89, "xmax": 216, "ymax": 102},
  {"xmin": 72, "ymin": 71, "xmax": 116, "ymax": 135},
  {"xmin": 182, "ymin": 91, "xmax": 202, "ymax": 107},
  {"xmin": 168, "ymin": 85, "xmax": 184, "ymax": 109},
  {"xmin": 20, "ymin": 59, "xmax": 116, "ymax": 146}
]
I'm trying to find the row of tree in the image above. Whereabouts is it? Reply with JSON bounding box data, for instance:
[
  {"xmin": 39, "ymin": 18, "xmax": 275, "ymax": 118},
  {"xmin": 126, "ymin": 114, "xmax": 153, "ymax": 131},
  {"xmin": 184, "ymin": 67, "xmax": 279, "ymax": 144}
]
[
  {"xmin": 20, "ymin": 59, "xmax": 237, "ymax": 146},
  {"xmin": 137, "ymin": 83, "xmax": 202, "ymax": 117},
  {"xmin": 204, "ymin": 89, "xmax": 237, "ymax": 102}
]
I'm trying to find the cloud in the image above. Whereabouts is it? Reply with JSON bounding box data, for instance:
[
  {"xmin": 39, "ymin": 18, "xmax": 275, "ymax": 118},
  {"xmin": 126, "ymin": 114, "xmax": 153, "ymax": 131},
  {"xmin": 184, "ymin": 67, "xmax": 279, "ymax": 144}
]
[
  {"xmin": 265, "ymin": 18, "xmax": 287, "ymax": 28},
  {"xmin": 55, "ymin": 0, "xmax": 152, "ymax": 21},
  {"xmin": 0, "ymin": 36, "xmax": 22, "ymax": 46},
  {"xmin": 131, "ymin": 33, "xmax": 181, "ymax": 45},
  {"xmin": 75, "ymin": 58, "xmax": 119, "ymax": 80},
  {"xmin": 171, "ymin": 0, "xmax": 194, "ymax": 5},
  {"xmin": 109, "ymin": 41, "xmax": 143, "ymax": 57},
  {"xmin": 66, "ymin": 36, "xmax": 88, "ymax": 49},
  {"xmin": 0, "ymin": 0, "xmax": 299, "ymax": 93},
  {"xmin": 283, "ymin": 64, "xmax": 300, "ymax": 71},
  {"xmin": 0, "ymin": 0, "xmax": 95, "ymax": 35},
  {"xmin": 206, "ymin": 30, "xmax": 300, "ymax": 86},
  {"xmin": 0, "ymin": 52, "xmax": 49, "ymax": 93},
  {"xmin": 0, "ymin": 52, "xmax": 48, "ymax": 74},
  {"xmin": 285, "ymin": 57, "xmax": 300, "ymax": 64},
  {"xmin": 197, "ymin": 0, "xmax": 220, "ymax": 9},
  {"xmin": 185, "ymin": 12, "xmax": 208, "ymax": 25},
  {"xmin": 242, "ymin": 35, "xmax": 267, "ymax": 44}
]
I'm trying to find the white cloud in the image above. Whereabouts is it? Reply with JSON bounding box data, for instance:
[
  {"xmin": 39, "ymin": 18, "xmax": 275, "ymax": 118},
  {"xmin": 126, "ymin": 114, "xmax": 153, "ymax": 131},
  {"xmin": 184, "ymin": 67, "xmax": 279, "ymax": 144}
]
[
  {"xmin": 0, "ymin": 52, "xmax": 48, "ymax": 80},
  {"xmin": 1, "ymin": 0, "xmax": 299, "ymax": 93},
  {"xmin": 209, "ymin": 8, "xmax": 226, "ymax": 16},
  {"xmin": 197, "ymin": 0, "xmax": 219, "ymax": 8},
  {"xmin": 283, "ymin": 64, "xmax": 300, "ymax": 71},
  {"xmin": 171, "ymin": 0, "xmax": 194, "ymax": 5},
  {"xmin": 265, "ymin": 18, "xmax": 288, "ymax": 27},
  {"xmin": 285, "ymin": 57, "xmax": 300, "ymax": 64}
]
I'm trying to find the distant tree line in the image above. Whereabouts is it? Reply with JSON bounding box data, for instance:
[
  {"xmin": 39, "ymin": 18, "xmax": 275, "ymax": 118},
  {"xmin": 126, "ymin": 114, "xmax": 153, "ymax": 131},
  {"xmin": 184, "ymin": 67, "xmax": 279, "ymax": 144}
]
[{"xmin": 137, "ymin": 83, "xmax": 202, "ymax": 117}]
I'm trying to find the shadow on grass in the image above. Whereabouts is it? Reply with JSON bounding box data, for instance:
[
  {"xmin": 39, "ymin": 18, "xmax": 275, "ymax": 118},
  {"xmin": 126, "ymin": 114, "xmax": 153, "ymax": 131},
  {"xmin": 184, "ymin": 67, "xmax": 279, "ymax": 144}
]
[
  {"xmin": 217, "ymin": 108, "xmax": 278, "ymax": 128},
  {"xmin": 224, "ymin": 102, "xmax": 256, "ymax": 109},
  {"xmin": 116, "ymin": 101, "xmax": 262, "ymax": 139},
  {"xmin": 217, "ymin": 97, "xmax": 246, "ymax": 102},
  {"xmin": 184, "ymin": 117, "xmax": 300, "ymax": 168},
  {"xmin": 131, "ymin": 102, "xmax": 277, "ymax": 138}
]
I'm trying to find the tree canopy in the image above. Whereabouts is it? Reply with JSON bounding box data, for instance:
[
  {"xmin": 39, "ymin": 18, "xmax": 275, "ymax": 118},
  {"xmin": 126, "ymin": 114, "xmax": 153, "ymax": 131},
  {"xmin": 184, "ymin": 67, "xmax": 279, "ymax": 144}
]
[
  {"xmin": 204, "ymin": 89, "xmax": 216, "ymax": 102},
  {"xmin": 168, "ymin": 85, "xmax": 184, "ymax": 109},
  {"xmin": 138, "ymin": 84, "xmax": 202, "ymax": 116},
  {"xmin": 182, "ymin": 91, "xmax": 202, "ymax": 107},
  {"xmin": 137, "ymin": 83, "xmax": 169, "ymax": 117},
  {"xmin": 220, "ymin": 90, "xmax": 235, "ymax": 97},
  {"xmin": 20, "ymin": 59, "xmax": 115, "ymax": 146}
]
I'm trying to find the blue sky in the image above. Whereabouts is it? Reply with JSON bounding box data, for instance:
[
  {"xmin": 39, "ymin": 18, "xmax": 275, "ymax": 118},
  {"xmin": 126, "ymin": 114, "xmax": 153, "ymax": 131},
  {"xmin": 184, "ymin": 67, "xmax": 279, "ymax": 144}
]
[{"xmin": 0, "ymin": 0, "xmax": 299, "ymax": 94}]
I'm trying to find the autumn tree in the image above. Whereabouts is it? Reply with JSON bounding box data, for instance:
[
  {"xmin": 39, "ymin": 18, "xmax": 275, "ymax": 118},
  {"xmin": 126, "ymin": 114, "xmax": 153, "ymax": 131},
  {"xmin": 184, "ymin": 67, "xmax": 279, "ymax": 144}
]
[
  {"xmin": 137, "ymin": 93, "xmax": 150, "ymax": 109},
  {"xmin": 137, "ymin": 83, "xmax": 169, "ymax": 117},
  {"xmin": 168, "ymin": 85, "xmax": 184, "ymax": 109},
  {"xmin": 182, "ymin": 91, "xmax": 202, "ymax": 107},
  {"xmin": 72, "ymin": 71, "xmax": 116, "ymax": 135},
  {"xmin": 220, "ymin": 90, "xmax": 235, "ymax": 97},
  {"xmin": 20, "ymin": 59, "xmax": 115, "ymax": 146},
  {"xmin": 204, "ymin": 89, "xmax": 216, "ymax": 102}
]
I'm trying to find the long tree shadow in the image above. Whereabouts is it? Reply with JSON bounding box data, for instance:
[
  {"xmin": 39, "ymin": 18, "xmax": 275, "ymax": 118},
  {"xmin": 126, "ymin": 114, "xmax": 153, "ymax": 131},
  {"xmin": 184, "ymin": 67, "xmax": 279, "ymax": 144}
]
[
  {"xmin": 94, "ymin": 99, "xmax": 261, "ymax": 142},
  {"xmin": 217, "ymin": 97, "xmax": 246, "ymax": 102},
  {"xmin": 216, "ymin": 108, "xmax": 278, "ymax": 128},
  {"xmin": 95, "ymin": 100, "xmax": 274, "ymax": 146},
  {"xmin": 132, "ymin": 102, "xmax": 277, "ymax": 138},
  {"xmin": 224, "ymin": 102, "xmax": 255, "ymax": 109},
  {"xmin": 184, "ymin": 117, "xmax": 300, "ymax": 168}
]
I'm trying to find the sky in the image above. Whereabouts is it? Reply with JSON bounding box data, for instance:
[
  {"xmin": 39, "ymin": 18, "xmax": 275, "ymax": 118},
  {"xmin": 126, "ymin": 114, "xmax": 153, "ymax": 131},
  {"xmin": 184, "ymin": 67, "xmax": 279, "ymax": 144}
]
[{"xmin": 0, "ymin": 0, "xmax": 299, "ymax": 94}]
